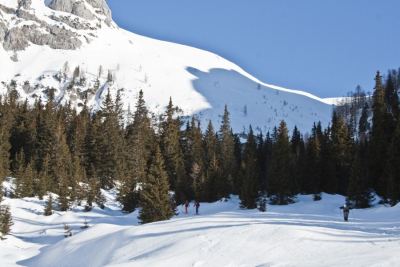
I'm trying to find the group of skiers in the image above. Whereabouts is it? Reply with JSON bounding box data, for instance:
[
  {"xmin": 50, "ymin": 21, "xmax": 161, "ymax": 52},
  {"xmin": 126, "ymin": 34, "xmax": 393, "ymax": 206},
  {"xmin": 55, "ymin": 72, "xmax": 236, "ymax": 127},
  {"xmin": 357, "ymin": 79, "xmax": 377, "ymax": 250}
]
[
  {"xmin": 170, "ymin": 198, "xmax": 353, "ymax": 221},
  {"xmin": 169, "ymin": 198, "xmax": 200, "ymax": 215},
  {"xmin": 184, "ymin": 200, "xmax": 200, "ymax": 214}
]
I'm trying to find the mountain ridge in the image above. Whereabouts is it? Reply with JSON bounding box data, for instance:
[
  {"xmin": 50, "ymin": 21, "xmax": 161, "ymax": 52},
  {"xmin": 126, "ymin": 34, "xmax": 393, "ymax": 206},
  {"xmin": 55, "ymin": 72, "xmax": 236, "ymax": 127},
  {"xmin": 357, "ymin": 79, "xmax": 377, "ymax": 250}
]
[{"xmin": 0, "ymin": 0, "xmax": 334, "ymax": 134}]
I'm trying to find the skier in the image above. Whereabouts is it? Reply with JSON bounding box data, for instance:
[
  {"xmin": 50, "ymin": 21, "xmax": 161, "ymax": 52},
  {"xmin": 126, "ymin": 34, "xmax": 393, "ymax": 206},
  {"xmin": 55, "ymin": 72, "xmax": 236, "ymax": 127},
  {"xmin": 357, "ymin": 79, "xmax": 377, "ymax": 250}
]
[
  {"xmin": 340, "ymin": 203, "xmax": 352, "ymax": 222},
  {"xmin": 193, "ymin": 201, "xmax": 200, "ymax": 215},
  {"xmin": 170, "ymin": 198, "xmax": 176, "ymax": 209},
  {"xmin": 184, "ymin": 200, "xmax": 189, "ymax": 214}
]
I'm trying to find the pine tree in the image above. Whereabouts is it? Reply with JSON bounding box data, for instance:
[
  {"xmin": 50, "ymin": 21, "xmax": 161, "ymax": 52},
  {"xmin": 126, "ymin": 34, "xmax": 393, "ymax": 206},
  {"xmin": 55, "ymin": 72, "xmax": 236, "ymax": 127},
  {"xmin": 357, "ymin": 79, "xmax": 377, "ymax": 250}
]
[
  {"xmin": 346, "ymin": 148, "xmax": 374, "ymax": 208},
  {"xmin": 86, "ymin": 167, "xmax": 99, "ymax": 209},
  {"xmin": 303, "ymin": 132, "xmax": 321, "ymax": 195},
  {"xmin": 14, "ymin": 149, "xmax": 28, "ymax": 198},
  {"xmin": 63, "ymin": 223, "xmax": 72, "ymax": 237},
  {"xmin": 218, "ymin": 105, "xmax": 236, "ymax": 198},
  {"xmin": 0, "ymin": 95, "xmax": 13, "ymax": 179},
  {"xmin": 331, "ymin": 113, "xmax": 353, "ymax": 195},
  {"xmin": 0, "ymin": 204, "xmax": 13, "ymax": 240},
  {"xmin": 36, "ymin": 90, "xmax": 57, "ymax": 173},
  {"xmin": 57, "ymin": 172, "xmax": 70, "ymax": 211},
  {"xmin": 358, "ymin": 103, "xmax": 371, "ymax": 142},
  {"xmin": 319, "ymin": 126, "xmax": 336, "ymax": 194},
  {"xmin": 160, "ymin": 98, "xmax": 185, "ymax": 203},
  {"xmin": 267, "ymin": 120, "xmax": 296, "ymax": 205},
  {"xmin": 96, "ymin": 89, "xmax": 125, "ymax": 189},
  {"xmin": 44, "ymin": 194, "xmax": 54, "ymax": 216},
  {"xmin": 39, "ymin": 154, "xmax": 52, "ymax": 194},
  {"xmin": 385, "ymin": 72, "xmax": 399, "ymax": 117},
  {"xmin": 138, "ymin": 146, "xmax": 174, "ymax": 224},
  {"xmin": 203, "ymin": 120, "xmax": 220, "ymax": 202},
  {"xmin": 186, "ymin": 118, "xmax": 205, "ymax": 201},
  {"xmin": 370, "ymin": 71, "xmax": 391, "ymax": 200},
  {"xmin": 239, "ymin": 127, "xmax": 260, "ymax": 209},
  {"xmin": 70, "ymin": 155, "xmax": 84, "ymax": 203},
  {"xmin": 120, "ymin": 90, "xmax": 154, "ymax": 212},
  {"xmin": 385, "ymin": 117, "xmax": 400, "ymax": 206},
  {"xmin": 290, "ymin": 126, "xmax": 304, "ymax": 195}
]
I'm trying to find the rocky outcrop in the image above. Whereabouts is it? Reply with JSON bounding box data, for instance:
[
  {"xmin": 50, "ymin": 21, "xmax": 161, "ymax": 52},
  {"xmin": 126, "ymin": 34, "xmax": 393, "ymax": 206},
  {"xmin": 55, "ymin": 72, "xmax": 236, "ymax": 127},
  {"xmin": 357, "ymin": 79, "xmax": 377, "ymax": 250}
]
[
  {"xmin": 0, "ymin": 0, "xmax": 114, "ymax": 57},
  {"xmin": 18, "ymin": 0, "xmax": 32, "ymax": 9},
  {"xmin": 86, "ymin": 0, "xmax": 112, "ymax": 25},
  {"xmin": 0, "ymin": 22, "xmax": 6, "ymax": 42},
  {"xmin": 49, "ymin": 15, "xmax": 94, "ymax": 30},
  {"xmin": 3, "ymin": 24, "xmax": 82, "ymax": 52},
  {"xmin": 0, "ymin": 4, "xmax": 16, "ymax": 14},
  {"xmin": 48, "ymin": 0, "xmax": 112, "ymax": 26}
]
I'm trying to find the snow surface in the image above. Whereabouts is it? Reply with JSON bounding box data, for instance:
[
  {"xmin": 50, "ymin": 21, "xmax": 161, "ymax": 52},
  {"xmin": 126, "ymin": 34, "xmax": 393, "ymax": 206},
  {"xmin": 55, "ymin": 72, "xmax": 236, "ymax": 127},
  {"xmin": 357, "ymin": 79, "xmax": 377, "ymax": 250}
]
[
  {"xmin": 0, "ymin": 0, "xmax": 335, "ymax": 135},
  {"xmin": 1, "ymin": 178, "xmax": 400, "ymax": 267}
]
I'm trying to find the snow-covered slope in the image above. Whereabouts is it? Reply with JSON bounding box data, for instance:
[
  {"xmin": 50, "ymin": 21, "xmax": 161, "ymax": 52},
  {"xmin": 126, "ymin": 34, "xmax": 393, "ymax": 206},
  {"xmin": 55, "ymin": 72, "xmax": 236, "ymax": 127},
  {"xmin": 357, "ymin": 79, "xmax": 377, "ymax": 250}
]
[
  {"xmin": 0, "ymin": 0, "xmax": 334, "ymax": 134},
  {"xmin": 1, "ymin": 177, "xmax": 400, "ymax": 267}
]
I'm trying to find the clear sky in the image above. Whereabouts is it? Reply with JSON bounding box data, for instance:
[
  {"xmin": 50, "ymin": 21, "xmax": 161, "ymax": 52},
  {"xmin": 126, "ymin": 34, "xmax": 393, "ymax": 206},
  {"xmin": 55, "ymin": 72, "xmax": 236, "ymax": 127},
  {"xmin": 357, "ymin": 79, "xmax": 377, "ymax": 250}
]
[{"xmin": 105, "ymin": 0, "xmax": 400, "ymax": 98}]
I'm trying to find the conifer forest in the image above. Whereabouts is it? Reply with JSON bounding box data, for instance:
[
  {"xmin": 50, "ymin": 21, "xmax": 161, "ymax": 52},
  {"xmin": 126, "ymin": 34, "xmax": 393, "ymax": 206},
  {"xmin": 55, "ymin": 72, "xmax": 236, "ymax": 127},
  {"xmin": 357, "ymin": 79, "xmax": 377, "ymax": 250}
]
[{"xmin": 1, "ymin": 69, "xmax": 400, "ymax": 224}]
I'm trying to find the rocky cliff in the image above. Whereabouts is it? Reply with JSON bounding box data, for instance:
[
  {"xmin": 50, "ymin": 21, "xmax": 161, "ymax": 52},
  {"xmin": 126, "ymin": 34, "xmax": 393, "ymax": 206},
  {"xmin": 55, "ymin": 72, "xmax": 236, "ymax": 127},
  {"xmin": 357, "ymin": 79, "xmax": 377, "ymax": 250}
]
[{"xmin": 0, "ymin": 0, "xmax": 113, "ymax": 60}]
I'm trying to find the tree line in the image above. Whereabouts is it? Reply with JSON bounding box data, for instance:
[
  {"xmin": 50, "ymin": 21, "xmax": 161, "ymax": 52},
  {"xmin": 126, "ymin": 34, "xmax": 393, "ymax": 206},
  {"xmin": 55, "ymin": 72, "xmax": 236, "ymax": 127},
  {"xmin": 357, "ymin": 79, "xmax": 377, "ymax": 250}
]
[{"xmin": 0, "ymin": 69, "xmax": 399, "ymax": 225}]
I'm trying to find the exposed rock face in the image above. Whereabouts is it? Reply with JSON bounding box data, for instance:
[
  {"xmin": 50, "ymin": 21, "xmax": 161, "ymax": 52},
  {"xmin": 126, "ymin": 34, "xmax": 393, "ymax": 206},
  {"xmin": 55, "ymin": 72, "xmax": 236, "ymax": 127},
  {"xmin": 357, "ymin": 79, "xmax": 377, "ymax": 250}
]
[
  {"xmin": 0, "ymin": 0, "xmax": 115, "ymax": 56},
  {"xmin": 3, "ymin": 24, "xmax": 82, "ymax": 52},
  {"xmin": 48, "ymin": 0, "xmax": 112, "ymax": 26},
  {"xmin": 18, "ymin": 0, "xmax": 32, "ymax": 9}
]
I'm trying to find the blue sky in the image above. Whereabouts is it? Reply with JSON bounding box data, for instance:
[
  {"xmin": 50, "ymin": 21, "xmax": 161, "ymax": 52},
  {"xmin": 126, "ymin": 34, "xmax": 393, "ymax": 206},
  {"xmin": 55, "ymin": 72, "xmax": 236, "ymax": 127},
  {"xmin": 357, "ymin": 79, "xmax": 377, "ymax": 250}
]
[{"xmin": 106, "ymin": 0, "xmax": 400, "ymax": 98}]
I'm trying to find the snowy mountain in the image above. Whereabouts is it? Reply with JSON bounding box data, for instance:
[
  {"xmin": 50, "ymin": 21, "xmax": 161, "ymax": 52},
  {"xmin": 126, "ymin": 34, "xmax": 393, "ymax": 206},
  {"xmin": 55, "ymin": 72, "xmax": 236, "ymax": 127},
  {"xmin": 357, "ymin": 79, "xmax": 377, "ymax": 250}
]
[
  {"xmin": 1, "ymin": 178, "xmax": 400, "ymax": 267},
  {"xmin": 0, "ymin": 0, "xmax": 334, "ymax": 134}
]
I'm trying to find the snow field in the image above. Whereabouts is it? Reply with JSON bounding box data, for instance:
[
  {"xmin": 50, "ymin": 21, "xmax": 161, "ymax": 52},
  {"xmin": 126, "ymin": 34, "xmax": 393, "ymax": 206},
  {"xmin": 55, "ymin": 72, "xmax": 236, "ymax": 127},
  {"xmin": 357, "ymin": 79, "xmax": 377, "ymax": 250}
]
[{"xmin": 1, "ymin": 180, "xmax": 400, "ymax": 267}]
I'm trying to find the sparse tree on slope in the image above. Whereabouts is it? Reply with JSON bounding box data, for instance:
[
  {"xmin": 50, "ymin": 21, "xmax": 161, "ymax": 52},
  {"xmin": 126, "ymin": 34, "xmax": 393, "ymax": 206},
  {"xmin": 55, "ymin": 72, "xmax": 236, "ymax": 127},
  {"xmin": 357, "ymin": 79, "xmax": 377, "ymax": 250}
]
[{"xmin": 44, "ymin": 194, "xmax": 55, "ymax": 216}]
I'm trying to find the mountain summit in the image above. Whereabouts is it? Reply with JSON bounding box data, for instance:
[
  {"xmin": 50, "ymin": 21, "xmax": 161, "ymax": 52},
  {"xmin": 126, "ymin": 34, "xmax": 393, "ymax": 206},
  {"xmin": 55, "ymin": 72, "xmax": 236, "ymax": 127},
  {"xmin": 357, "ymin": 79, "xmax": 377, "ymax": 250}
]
[{"xmin": 0, "ymin": 0, "xmax": 333, "ymax": 134}]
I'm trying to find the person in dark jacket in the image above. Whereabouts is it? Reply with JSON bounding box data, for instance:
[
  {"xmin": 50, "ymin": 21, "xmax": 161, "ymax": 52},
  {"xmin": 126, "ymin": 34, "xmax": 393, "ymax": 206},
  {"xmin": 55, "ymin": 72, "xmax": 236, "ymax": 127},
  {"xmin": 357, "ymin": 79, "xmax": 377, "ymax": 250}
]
[
  {"xmin": 340, "ymin": 204, "xmax": 353, "ymax": 222},
  {"xmin": 193, "ymin": 201, "xmax": 200, "ymax": 215},
  {"xmin": 184, "ymin": 200, "xmax": 189, "ymax": 214}
]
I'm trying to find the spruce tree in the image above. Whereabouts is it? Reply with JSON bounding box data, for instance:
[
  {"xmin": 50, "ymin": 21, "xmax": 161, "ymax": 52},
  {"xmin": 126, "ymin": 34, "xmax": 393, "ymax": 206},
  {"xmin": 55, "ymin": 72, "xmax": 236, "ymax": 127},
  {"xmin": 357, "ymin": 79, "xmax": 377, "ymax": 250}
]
[
  {"xmin": 358, "ymin": 103, "xmax": 371, "ymax": 142},
  {"xmin": 57, "ymin": 172, "xmax": 70, "ymax": 211},
  {"xmin": 239, "ymin": 127, "xmax": 260, "ymax": 209},
  {"xmin": 302, "ymin": 131, "xmax": 321, "ymax": 195},
  {"xmin": 86, "ymin": 167, "xmax": 99, "ymax": 209},
  {"xmin": 290, "ymin": 126, "xmax": 304, "ymax": 195},
  {"xmin": 0, "ymin": 204, "xmax": 13, "ymax": 240},
  {"xmin": 385, "ymin": 117, "xmax": 400, "ymax": 206},
  {"xmin": 203, "ymin": 120, "xmax": 220, "ymax": 202},
  {"xmin": 331, "ymin": 114, "xmax": 353, "ymax": 195},
  {"xmin": 160, "ymin": 98, "xmax": 186, "ymax": 203},
  {"xmin": 385, "ymin": 72, "xmax": 399, "ymax": 117},
  {"xmin": 267, "ymin": 120, "xmax": 296, "ymax": 205},
  {"xmin": 14, "ymin": 149, "xmax": 28, "ymax": 198},
  {"xmin": 319, "ymin": 126, "xmax": 336, "ymax": 194},
  {"xmin": 346, "ymin": 148, "xmax": 374, "ymax": 208},
  {"xmin": 186, "ymin": 118, "xmax": 205, "ymax": 201},
  {"xmin": 44, "ymin": 194, "xmax": 55, "ymax": 216},
  {"xmin": 96, "ymin": 89, "xmax": 125, "ymax": 189},
  {"xmin": 120, "ymin": 90, "xmax": 155, "ymax": 212},
  {"xmin": 370, "ymin": 71, "xmax": 391, "ymax": 200},
  {"xmin": 138, "ymin": 146, "xmax": 174, "ymax": 224},
  {"xmin": 0, "ymin": 95, "xmax": 13, "ymax": 178},
  {"xmin": 218, "ymin": 105, "xmax": 236, "ymax": 198}
]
